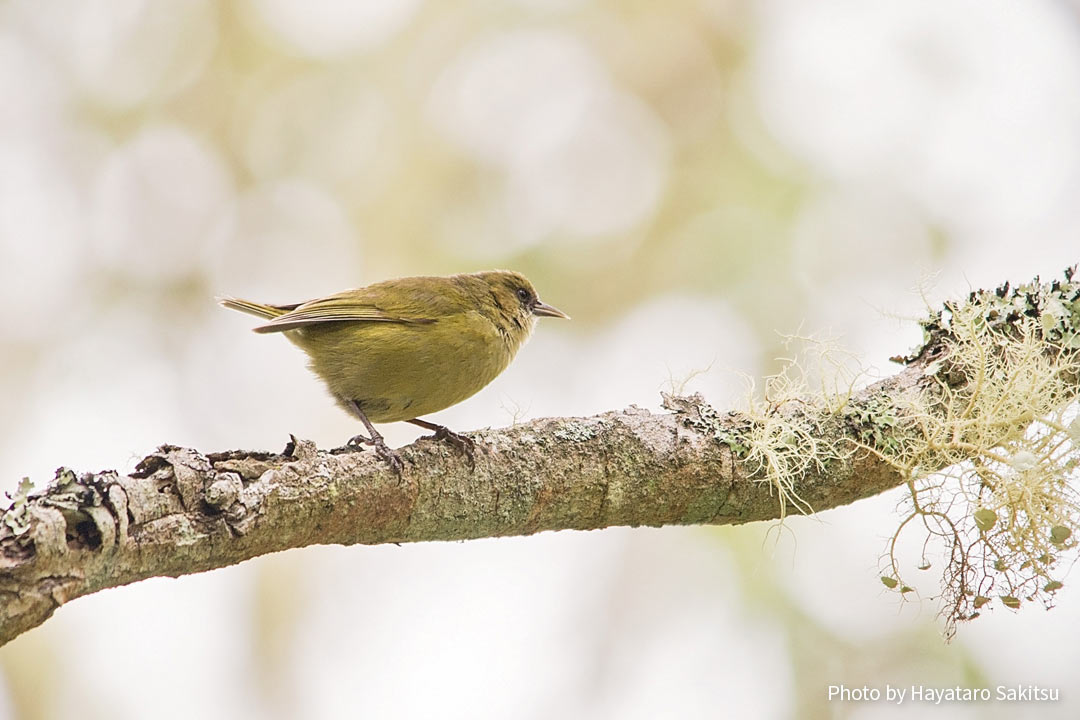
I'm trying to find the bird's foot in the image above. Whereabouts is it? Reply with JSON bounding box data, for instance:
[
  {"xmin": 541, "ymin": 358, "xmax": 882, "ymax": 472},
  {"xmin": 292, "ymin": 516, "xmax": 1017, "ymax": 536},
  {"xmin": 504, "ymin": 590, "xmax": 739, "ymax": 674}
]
[
  {"xmin": 374, "ymin": 443, "xmax": 405, "ymax": 475},
  {"xmin": 408, "ymin": 419, "xmax": 477, "ymax": 469},
  {"xmin": 433, "ymin": 426, "xmax": 476, "ymax": 467},
  {"xmin": 347, "ymin": 432, "xmax": 404, "ymax": 475}
]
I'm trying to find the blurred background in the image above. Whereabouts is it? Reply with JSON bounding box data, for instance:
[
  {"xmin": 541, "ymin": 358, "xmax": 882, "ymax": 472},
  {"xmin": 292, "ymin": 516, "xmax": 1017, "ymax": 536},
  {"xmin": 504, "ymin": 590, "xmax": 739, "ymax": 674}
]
[{"xmin": 1, "ymin": 0, "xmax": 1079, "ymax": 717}]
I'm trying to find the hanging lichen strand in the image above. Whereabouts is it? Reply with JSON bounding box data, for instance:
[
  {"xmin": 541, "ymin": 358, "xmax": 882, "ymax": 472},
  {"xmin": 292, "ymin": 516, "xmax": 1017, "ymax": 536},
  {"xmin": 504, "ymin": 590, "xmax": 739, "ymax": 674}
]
[
  {"xmin": 664, "ymin": 267, "xmax": 1080, "ymax": 637},
  {"xmin": 875, "ymin": 269, "xmax": 1080, "ymax": 637}
]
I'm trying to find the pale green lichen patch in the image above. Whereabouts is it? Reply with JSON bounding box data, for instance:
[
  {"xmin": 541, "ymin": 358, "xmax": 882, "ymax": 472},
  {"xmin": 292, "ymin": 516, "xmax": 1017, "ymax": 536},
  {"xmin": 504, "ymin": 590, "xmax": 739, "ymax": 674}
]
[
  {"xmin": 2, "ymin": 477, "xmax": 35, "ymax": 537},
  {"xmin": 662, "ymin": 392, "xmax": 749, "ymax": 456},
  {"xmin": 896, "ymin": 267, "xmax": 1080, "ymax": 365},
  {"xmin": 842, "ymin": 392, "xmax": 912, "ymax": 457},
  {"xmin": 553, "ymin": 421, "xmax": 598, "ymax": 443}
]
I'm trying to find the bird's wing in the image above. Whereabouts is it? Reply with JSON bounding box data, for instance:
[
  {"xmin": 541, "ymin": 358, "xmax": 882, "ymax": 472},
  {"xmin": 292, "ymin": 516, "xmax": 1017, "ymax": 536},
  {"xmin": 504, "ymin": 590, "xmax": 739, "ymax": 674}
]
[{"xmin": 252, "ymin": 293, "xmax": 437, "ymax": 334}]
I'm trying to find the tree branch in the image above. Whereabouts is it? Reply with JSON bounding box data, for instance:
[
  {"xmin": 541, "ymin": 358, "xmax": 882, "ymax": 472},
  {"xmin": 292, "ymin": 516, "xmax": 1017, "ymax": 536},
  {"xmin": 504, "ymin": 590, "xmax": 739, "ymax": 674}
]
[
  {"xmin": 0, "ymin": 368, "xmax": 922, "ymax": 648},
  {"xmin": 2, "ymin": 268, "xmax": 1078, "ymax": 646}
]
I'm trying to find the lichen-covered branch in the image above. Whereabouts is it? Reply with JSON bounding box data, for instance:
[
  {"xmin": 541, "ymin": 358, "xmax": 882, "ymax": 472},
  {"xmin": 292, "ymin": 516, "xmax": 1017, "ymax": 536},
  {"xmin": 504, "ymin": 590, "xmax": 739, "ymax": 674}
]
[
  {"xmin": 2, "ymin": 267, "xmax": 1079, "ymax": 646},
  {"xmin": 0, "ymin": 368, "xmax": 924, "ymax": 647}
]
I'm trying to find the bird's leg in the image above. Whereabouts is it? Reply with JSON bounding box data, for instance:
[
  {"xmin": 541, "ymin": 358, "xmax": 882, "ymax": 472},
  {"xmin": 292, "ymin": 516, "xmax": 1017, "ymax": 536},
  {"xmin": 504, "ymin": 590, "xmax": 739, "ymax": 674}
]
[
  {"xmin": 407, "ymin": 418, "xmax": 476, "ymax": 468},
  {"xmin": 344, "ymin": 400, "xmax": 404, "ymax": 474}
]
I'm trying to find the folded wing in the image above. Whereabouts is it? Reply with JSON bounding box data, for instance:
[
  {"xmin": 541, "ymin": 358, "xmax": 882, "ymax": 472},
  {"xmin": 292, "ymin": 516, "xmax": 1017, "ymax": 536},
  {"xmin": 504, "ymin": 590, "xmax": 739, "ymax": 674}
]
[{"xmin": 253, "ymin": 293, "xmax": 437, "ymax": 333}]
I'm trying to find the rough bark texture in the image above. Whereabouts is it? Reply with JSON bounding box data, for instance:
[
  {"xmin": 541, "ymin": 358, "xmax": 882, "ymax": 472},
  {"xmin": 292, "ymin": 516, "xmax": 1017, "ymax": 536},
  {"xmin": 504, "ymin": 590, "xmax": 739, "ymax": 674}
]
[
  {"xmin": 0, "ymin": 362, "xmax": 931, "ymax": 647},
  {"xmin": 5, "ymin": 268, "xmax": 1079, "ymax": 646}
]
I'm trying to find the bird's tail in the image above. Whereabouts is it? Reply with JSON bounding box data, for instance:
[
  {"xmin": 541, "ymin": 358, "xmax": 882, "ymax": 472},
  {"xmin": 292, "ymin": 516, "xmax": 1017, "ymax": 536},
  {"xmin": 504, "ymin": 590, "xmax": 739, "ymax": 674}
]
[{"xmin": 217, "ymin": 296, "xmax": 293, "ymax": 321}]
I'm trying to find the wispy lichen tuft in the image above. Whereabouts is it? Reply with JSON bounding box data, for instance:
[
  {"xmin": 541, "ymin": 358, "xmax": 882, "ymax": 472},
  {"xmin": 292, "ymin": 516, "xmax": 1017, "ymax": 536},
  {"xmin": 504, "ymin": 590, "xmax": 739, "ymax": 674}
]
[
  {"xmin": 872, "ymin": 268, "xmax": 1080, "ymax": 637},
  {"xmin": 665, "ymin": 267, "xmax": 1080, "ymax": 638},
  {"xmin": 665, "ymin": 335, "xmax": 860, "ymax": 523}
]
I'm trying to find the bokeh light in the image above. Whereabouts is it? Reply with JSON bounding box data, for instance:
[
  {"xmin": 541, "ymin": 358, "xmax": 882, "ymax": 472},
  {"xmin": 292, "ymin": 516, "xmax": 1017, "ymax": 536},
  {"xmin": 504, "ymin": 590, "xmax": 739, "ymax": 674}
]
[{"xmin": 2, "ymin": 0, "xmax": 1080, "ymax": 718}]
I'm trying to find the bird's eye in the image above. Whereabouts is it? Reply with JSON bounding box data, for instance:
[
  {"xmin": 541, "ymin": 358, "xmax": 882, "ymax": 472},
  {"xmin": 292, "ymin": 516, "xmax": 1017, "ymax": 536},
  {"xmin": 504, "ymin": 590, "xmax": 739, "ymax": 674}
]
[{"xmin": 516, "ymin": 287, "xmax": 531, "ymax": 303}]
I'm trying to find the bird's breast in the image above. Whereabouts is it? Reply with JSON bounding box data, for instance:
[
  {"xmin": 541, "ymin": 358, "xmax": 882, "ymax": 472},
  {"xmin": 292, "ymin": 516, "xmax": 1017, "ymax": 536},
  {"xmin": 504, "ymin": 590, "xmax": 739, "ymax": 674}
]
[{"xmin": 292, "ymin": 311, "xmax": 519, "ymax": 423}]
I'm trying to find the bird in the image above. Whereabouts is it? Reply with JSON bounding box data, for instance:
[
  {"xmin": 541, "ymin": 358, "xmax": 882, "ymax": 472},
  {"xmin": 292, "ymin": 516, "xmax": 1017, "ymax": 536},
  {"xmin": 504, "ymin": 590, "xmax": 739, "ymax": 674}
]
[{"xmin": 219, "ymin": 270, "xmax": 569, "ymax": 471}]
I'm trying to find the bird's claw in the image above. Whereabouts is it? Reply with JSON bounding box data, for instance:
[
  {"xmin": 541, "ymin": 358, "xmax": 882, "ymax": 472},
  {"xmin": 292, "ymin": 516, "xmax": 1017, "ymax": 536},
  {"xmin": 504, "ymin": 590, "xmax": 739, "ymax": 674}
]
[
  {"xmin": 346, "ymin": 433, "xmax": 371, "ymax": 450},
  {"xmin": 432, "ymin": 427, "xmax": 476, "ymax": 469},
  {"xmin": 374, "ymin": 443, "xmax": 405, "ymax": 475},
  {"xmin": 346, "ymin": 433, "xmax": 404, "ymax": 475}
]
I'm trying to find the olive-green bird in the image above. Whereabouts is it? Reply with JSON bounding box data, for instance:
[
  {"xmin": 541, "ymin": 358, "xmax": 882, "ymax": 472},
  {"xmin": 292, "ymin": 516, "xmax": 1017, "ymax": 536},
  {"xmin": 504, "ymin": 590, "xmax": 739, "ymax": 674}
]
[{"xmin": 219, "ymin": 270, "xmax": 569, "ymax": 471}]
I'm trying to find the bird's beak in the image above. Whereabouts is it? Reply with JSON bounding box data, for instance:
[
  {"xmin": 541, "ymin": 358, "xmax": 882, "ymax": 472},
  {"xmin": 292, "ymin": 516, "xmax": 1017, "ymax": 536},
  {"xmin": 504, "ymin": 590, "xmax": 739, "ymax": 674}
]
[{"xmin": 532, "ymin": 301, "xmax": 570, "ymax": 319}]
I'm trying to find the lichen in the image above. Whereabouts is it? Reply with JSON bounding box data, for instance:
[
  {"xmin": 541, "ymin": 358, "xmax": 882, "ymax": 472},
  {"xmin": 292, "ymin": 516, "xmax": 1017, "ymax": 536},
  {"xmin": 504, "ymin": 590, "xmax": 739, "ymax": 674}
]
[
  {"xmin": 664, "ymin": 267, "xmax": 1080, "ymax": 637},
  {"xmin": 1, "ymin": 478, "xmax": 34, "ymax": 537},
  {"xmin": 664, "ymin": 338, "xmax": 858, "ymax": 523},
  {"xmin": 553, "ymin": 421, "xmax": 598, "ymax": 443},
  {"xmin": 870, "ymin": 268, "xmax": 1080, "ymax": 637},
  {"xmin": 842, "ymin": 392, "xmax": 910, "ymax": 457},
  {"xmin": 662, "ymin": 393, "xmax": 750, "ymax": 455},
  {"xmin": 735, "ymin": 347, "xmax": 856, "ymax": 521}
]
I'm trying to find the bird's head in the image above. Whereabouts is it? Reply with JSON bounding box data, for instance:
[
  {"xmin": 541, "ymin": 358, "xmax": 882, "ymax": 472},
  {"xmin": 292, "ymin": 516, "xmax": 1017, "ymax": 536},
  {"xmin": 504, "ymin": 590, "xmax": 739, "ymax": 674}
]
[{"xmin": 474, "ymin": 270, "xmax": 569, "ymax": 343}]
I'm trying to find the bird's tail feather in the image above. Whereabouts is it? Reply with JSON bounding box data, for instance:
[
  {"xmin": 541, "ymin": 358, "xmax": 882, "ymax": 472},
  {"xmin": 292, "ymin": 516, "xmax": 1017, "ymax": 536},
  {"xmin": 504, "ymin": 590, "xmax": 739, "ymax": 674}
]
[{"xmin": 217, "ymin": 296, "xmax": 290, "ymax": 321}]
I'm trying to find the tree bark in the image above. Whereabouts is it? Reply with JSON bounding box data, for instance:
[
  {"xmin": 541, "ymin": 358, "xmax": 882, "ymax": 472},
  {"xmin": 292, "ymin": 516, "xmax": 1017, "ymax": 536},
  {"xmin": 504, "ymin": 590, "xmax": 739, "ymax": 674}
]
[
  {"xmin": 3, "ymin": 267, "xmax": 1077, "ymax": 647},
  {"xmin": 0, "ymin": 365, "xmax": 929, "ymax": 647}
]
